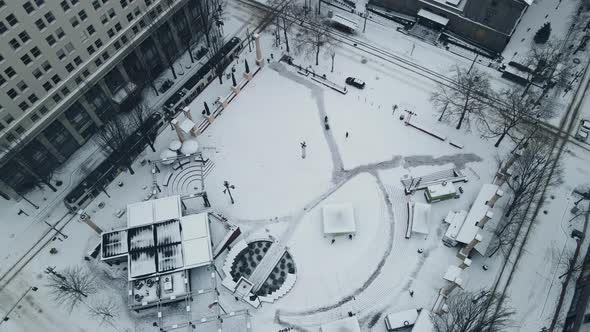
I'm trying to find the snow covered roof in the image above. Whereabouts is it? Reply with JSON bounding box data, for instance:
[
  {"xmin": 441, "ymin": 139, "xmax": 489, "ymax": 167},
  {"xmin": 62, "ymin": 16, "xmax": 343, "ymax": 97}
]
[
  {"xmin": 443, "ymin": 210, "xmax": 468, "ymax": 240},
  {"xmin": 130, "ymin": 250, "xmax": 157, "ymax": 278},
  {"xmin": 181, "ymin": 213, "xmax": 213, "ymax": 268},
  {"xmin": 104, "ymin": 197, "xmax": 213, "ymax": 280},
  {"xmin": 127, "ymin": 196, "xmax": 182, "ymax": 228},
  {"xmin": 384, "ymin": 309, "xmax": 418, "ymax": 330},
  {"xmin": 412, "ymin": 202, "xmax": 431, "ymax": 235},
  {"xmin": 443, "ymin": 265, "xmax": 462, "ymax": 282},
  {"xmin": 455, "ymin": 184, "xmax": 498, "ymax": 252},
  {"xmin": 127, "ymin": 201, "xmax": 155, "ymax": 227},
  {"xmin": 331, "ymin": 14, "xmax": 358, "ymax": 31},
  {"xmin": 427, "ymin": 182, "xmax": 456, "ymax": 197},
  {"xmin": 322, "ymin": 203, "xmax": 356, "ymax": 235},
  {"xmin": 179, "ymin": 118, "xmax": 196, "ymax": 134},
  {"xmin": 102, "ymin": 230, "xmax": 128, "ymax": 259},
  {"xmin": 320, "ymin": 316, "xmax": 361, "ymax": 332},
  {"xmin": 418, "ymin": 9, "xmax": 449, "ymax": 26}
]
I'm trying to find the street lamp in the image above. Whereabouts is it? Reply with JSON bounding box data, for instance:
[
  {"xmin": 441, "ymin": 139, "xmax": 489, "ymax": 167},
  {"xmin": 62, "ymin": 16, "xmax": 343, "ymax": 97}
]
[{"xmin": 223, "ymin": 181, "xmax": 235, "ymax": 204}]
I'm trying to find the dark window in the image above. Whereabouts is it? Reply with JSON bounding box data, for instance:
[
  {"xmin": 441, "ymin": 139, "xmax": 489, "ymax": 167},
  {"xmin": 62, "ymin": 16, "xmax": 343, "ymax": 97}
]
[
  {"xmin": 102, "ymin": 52, "xmax": 109, "ymax": 60},
  {"xmin": 82, "ymin": 69, "xmax": 90, "ymax": 77},
  {"xmin": 46, "ymin": 35, "xmax": 56, "ymax": 46},
  {"xmin": 70, "ymin": 17, "xmax": 79, "ymax": 27},
  {"xmin": 30, "ymin": 113, "xmax": 40, "ymax": 122},
  {"xmin": 75, "ymin": 76, "xmax": 83, "ymax": 84},
  {"xmin": 113, "ymin": 40, "xmax": 121, "ymax": 49},
  {"xmin": 87, "ymin": 25, "xmax": 95, "ymax": 35},
  {"xmin": 34, "ymin": 0, "xmax": 44, "ymax": 6},
  {"xmin": 39, "ymin": 106, "xmax": 48, "ymax": 114},
  {"xmin": 60, "ymin": 1, "xmax": 70, "ymax": 11},
  {"xmin": 21, "ymin": 54, "xmax": 32, "ymax": 65},
  {"xmin": 115, "ymin": 22, "xmax": 122, "ymax": 31},
  {"xmin": 7, "ymin": 88, "xmax": 18, "ymax": 99},
  {"xmin": 61, "ymin": 86, "xmax": 70, "ymax": 95},
  {"xmin": 127, "ymin": 13, "xmax": 133, "ymax": 22},
  {"xmin": 15, "ymin": 126, "xmax": 25, "ymax": 134},
  {"xmin": 33, "ymin": 68, "xmax": 42, "ymax": 78},
  {"xmin": 6, "ymin": 14, "xmax": 18, "ymax": 26},
  {"xmin": 23, "ymin": 2, "xmax": 35, "ymax": 14},
  {"xmin": 0, "ymin": 74, "xmax": 4, "ymax": 86},
  {"xmin": 18, "ymin": 31, "xmax": 31, "ymax": 43},
  {"xmin": 107, "ymin": 28, "xmax": 114, "ymax": 38},
  {"xmin": 74, "ymin": 56, "xmax": 82, "ymax": 65},
  {"xmin": 52, "ymin": 94, "xmax": 62, "ymax": 103},
  {"xmin": 71, "ymin": 0, "xmax": 79, "ymax": 4},
  {"xmin": 120, "ymin": 0, "xmax": 128, "ymax": 8},
  {"xmin": 51, "ymin": 74, "xmax": 61, "ymax": 84},
  {"xmin": 4, "ymin": 67, "xmax": 16, "ymax": 78},
  {"xmin": 92, "ymin": 1, "xmax": 101, "ymax": 9},
  {"xmin": 18, "ymin": 101, "xmax": 29, "ymax": 111},
  {"xmin": 66, "ymin": 63, "xmax": 75, "ymax": 72},
  {"xmin": 9, "ymin": 39, "xmax": 21, "ymax": 50},
  {"xmin": 0, "ymin": 22, "xmax": 7, "ymax": 35},
  {"xmin": 95, "ymin": 39, "xmax": 103, "ymax": 48},
  {"xmin": 56, "ymin": 49, "xmax": 66, "ymax": 60},
  {"xmin": 43, "ymin": 81, "xmax": 52, "ymax": 91},
  {"xmin": 132, "ymin": 25, "xmax": 139, "ymax": 34},
  {"xmin": 108, "ymin": 8, "xmax": 115, "ymax": 18},
  {"xmin": 78, "ymin": 10, "xmax": 87, "ymax": 21},
  {"xmin": 34, "ymin": 18, "xmax": 46, "ymax": 30},
  {"xmin": 87, "ymin": 45, "xmax": 95, "ymax": 55},
  {"xmin": 56, "ymin": 28, "xmax": 66, "ymax": 40},
  {"xmin": 100, "ymin": 14, "xmax": 108, "ymax": 24},
  {"xmin": 4, "ymin": 114, "xmax": 14, "ymax": 124},
  {"xmin": 16, "ymin": 81, "xmax": 28, "ymax": 91},
  {"xmin": 31, "ymin": 46, "xmax": 42, "ymax": 57},
  {"xmin": 94, "ymin": 58, "xmax": 102, "ymax": 66},
  {"xmin": 28, "ymin": 93, "xmax": 38, "ymax": 103},
  {"xmin": 42, "ymin": 60, "xmax": 51, "ymax": 71},
  {"xmin": 44, "ymin": 11, "xmax": 55, "ymax": 23}
]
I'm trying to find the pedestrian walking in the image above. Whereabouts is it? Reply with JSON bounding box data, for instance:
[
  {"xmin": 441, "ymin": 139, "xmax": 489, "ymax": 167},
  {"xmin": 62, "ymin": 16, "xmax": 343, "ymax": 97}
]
[
  {"xmin": 348, "ymin": 234, "xmax": 352, "ymax": 240},
  {"xmin": 324, "ymin": 115, "xmax": 328, "ymax": 123},
  {"xmin": 331, "ymin": 239, "xmax": 335, "ymax": 244},
  {"xmin": 300, "ymin": 141, "xmax": 307, "ymax": 159},
  {"xmin": 345, "ymin": 132, "xmax": 349, "ymax": 138},
  {"xmin": 409, "ymin": 290, "xmax": 414, "ymax": 297}
]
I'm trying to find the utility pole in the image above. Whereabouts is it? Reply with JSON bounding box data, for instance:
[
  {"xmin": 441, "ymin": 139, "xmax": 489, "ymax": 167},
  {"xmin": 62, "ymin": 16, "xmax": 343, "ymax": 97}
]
[
  {"xmin": 1, "ymin": 286, "xmax": 38, "ymax": 324},
  {"xmin": 467, "ymin": 54, "xmax": 478, "ymax": 74},
  {"xmin": 223, "ymin": 181, "xmax": 235, "ymax": 204}
]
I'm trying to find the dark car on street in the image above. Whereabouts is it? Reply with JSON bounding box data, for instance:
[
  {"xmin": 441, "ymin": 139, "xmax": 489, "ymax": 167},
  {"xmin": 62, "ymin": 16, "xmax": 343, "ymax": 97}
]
[{"xmin": 345, "ymin": 77, "xmax": 365, "ymax": 89}]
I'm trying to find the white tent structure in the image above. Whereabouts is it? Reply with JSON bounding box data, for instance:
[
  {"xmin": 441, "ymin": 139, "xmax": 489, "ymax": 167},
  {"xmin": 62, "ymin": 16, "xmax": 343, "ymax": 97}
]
[
  {"xmin": 322, "ymin": 203, "xmax": 356, "ymax": 236},
  {"xmin": 320, "ymin": 316, "xmax": 361, "ymax": 332}
]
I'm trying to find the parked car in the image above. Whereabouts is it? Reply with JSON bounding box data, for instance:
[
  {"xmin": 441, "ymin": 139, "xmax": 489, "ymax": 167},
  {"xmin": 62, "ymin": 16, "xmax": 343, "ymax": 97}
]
[
  {"xmin": 345, "ymin": 77, "xmax": 365, "ymax": 89},
  {"xmin": 575, "ymin": 119, "xmax": 590, "ymax": 142}
]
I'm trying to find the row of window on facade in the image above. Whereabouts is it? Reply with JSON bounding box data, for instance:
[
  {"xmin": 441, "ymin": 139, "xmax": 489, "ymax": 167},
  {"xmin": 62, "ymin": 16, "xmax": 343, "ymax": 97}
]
[{"xmin": 0, "ymin": 0, "xmax": 198, "ymax": 142}]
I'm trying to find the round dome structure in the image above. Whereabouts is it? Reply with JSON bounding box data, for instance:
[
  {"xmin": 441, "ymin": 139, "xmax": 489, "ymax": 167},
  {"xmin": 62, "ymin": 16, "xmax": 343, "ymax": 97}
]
[{"xmin": 180, "ymin": 139, "xmax": 199, "ymax": 155}]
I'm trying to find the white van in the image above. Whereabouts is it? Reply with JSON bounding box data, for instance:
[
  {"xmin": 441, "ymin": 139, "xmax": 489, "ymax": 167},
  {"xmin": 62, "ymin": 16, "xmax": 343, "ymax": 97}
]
[{"xmin": 384, "ymin": 309, "xmax": 418, "ymax": 331}]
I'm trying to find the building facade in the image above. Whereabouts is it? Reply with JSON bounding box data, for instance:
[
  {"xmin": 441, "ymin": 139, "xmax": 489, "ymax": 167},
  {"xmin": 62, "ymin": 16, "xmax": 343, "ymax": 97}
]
[
  {"xmin": 0, "ymin": 0, "xmax": 208, "ymax": 200},
  {"xmin": 368, "ymin": 0, "xmax": 530, "ymax": 53}
]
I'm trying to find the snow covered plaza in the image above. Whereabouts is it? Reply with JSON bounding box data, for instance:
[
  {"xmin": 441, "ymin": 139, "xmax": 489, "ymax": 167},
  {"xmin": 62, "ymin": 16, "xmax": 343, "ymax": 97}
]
[{"xmin": 2, "ymin": 0, "xmax": 590, "ymax": 331}]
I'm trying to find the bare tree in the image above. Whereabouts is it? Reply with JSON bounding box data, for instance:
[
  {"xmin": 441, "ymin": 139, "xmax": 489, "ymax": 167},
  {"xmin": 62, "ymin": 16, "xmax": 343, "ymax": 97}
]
[
  {"xmin": 488, "ymin": 134, "xmax": 563, "ymax": 257},
  {"xmin": 431, "ymin": 66, "xmax": 491, "ymax": 130},
  {"xmin": 523, "ymin": 39, "xmax": 571, "ymax": 100},
  {"xmin": 94, "ymin": 116, "xmax": 135, "ymax": 175},
  {"xmin": 0, "ymin": 140, "xmax": 57, "ymax": 194},
  {"xmin": 294, "ymin": 12, "xmax": 333, "ymax": 66},
  {"xmin": 197, "ymin": 0, "xmax": 215, "ymax": 47},
  {"xmin": 432, "ymin": 289, "xmax": 514, "ymax": 332},
  {"xmin": 128, "ymin": 101, "xmax": 156, "ymax": 152},
  {"xmin": 479, "ymin": 88, "xmax": 554, "ymax": 147},
  {"xmin": 46, "ymin": 266, "xmax": 97, "ymax": 312},
  {"xmin": 88, "ymin": 297, "xmax": 119, "ymax": 325},
  {"xmin": 503, "ymin": 134, "xmax": 563, "ymax": 218}
]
